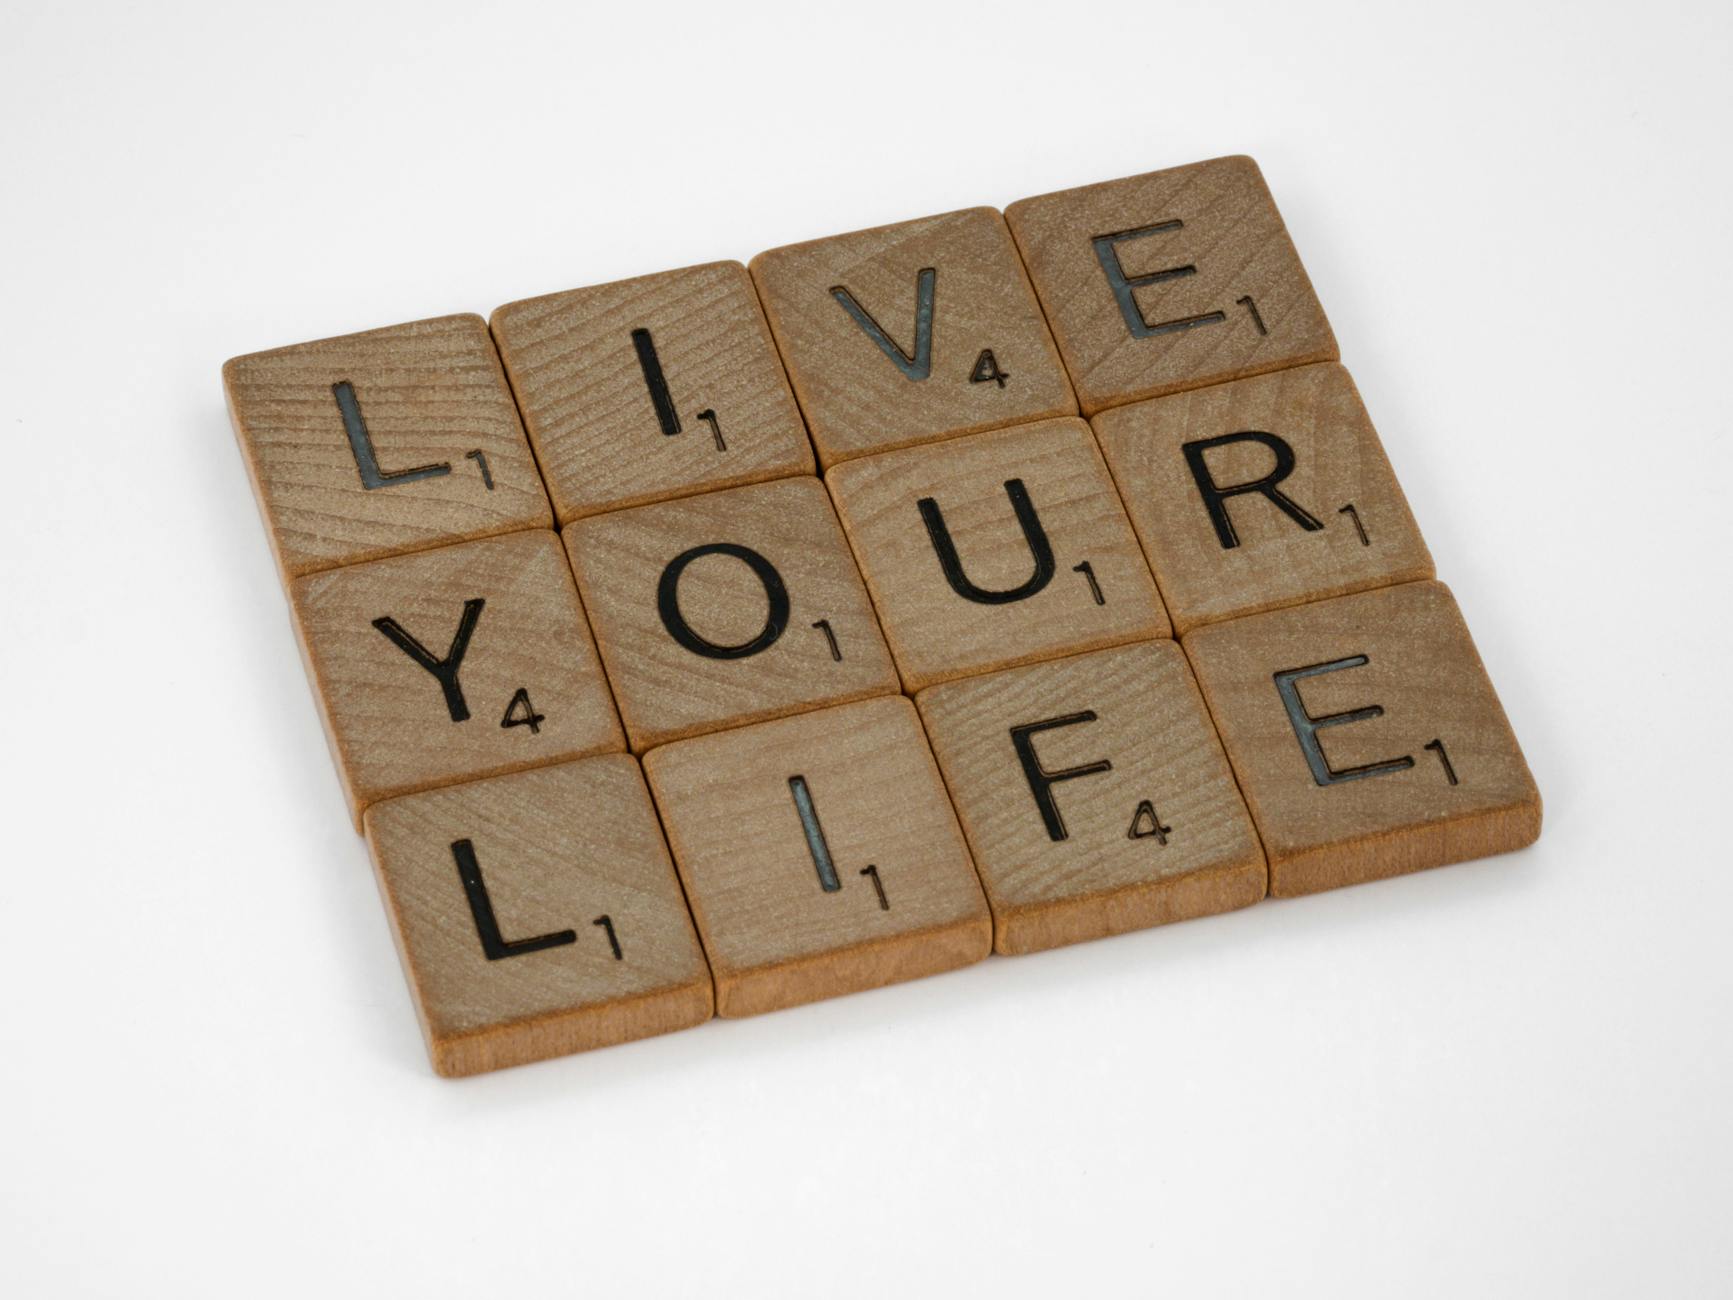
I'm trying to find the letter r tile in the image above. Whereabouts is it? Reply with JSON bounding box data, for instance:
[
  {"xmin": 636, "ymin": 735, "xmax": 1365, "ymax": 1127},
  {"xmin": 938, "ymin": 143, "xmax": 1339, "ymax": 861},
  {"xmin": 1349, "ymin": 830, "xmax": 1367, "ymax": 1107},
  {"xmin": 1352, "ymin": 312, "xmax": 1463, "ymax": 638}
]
[
  {"xmin": 642, "ymin": 697, "xmax": 991, "ymax": 1017},
  {"xmin": 490, "ymin": 262, "xmax": 814, "ymax": 522},
  {"xmin": 290, "ymin": 529, "xmax": 624, "ymax": 827},
  {"xmin": 1093, "ymin": 363, "xmax": 1434, "ymax": 633},
  {"xmin": 364, "ymin": 755, "xmax": 712, "ymax": 1076},
  {"xmin": 562, "ymin": 477, "xmax": 899, "ymax": 752},
  {"xmin": 224, "ymin": 314, "xmax": 552, "ymax": 578},
  {"xmin": 1006, "ymin": 156, "xmax": 1338, "ymax": 415},
  {"xmin": 917, "ymin": 641, "xmax": 1265, "ymax": 955},
  {"xmin": 826, "ymin": 418, "xmax": 1170, "ymax": 691},
  {"xmin": 1183, "ymin": 581, "xmax": 1541, "ymax": 897},
  {"xmin": 750, "ymin": 207, "xmax": 1076, "ymax": 467}
]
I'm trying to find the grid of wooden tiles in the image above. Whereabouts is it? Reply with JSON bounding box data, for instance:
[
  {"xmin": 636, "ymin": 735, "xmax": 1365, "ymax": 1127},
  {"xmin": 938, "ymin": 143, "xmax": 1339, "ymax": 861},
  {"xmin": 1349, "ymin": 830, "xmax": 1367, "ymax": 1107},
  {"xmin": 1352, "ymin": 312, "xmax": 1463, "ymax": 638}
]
[{"xmin": 226, "ymin": 154, "xmax": 1541, "ymax": 1075}]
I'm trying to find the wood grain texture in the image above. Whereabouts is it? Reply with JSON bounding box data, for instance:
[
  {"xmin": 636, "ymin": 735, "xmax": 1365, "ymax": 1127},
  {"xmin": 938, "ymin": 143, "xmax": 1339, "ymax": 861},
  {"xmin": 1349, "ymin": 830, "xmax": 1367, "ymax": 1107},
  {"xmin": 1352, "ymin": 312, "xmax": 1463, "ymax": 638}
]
[
  {"xmin": 490, "ymin": 261, "xmax": 814, "ymax": 522},
  {"xmin": 1092, "ymin": 363, "xmax": 1433, "ymax": 633},
  {"xmin": 364, "ymin": 755, "xmax": 712, "ymax": 1077},
  {"xmin": 1005, "ymin": 156, "xmax": 1338, "ymax": 416},
  {"xmin": 1183, "ymin": 581, "xmax": 1540, "ymax": 897},
  {"xmin": 641, "ymin": 696, "xmax": 991, "ymax": 1017},
  {"xmin": 562, "ymin": 476, "xmax": 898, "ymax": 752},
  {"xmin": 750, "ymin": 207, "xmax": 1075, "ymax": 467},
  {"xmin": 825, "ymin": 417, "xmax": 1170, "ymax": 690},
  {"xmin": 290, "ymin": 529, "xmax": 624, "ymax": 827},
  {"xmin": 224, "ymin": 314, "xmax": 552, "ymax": 578},
  {"xmin": 917, "ymin": 641, "xmax": 1265, "ymax": 954}
]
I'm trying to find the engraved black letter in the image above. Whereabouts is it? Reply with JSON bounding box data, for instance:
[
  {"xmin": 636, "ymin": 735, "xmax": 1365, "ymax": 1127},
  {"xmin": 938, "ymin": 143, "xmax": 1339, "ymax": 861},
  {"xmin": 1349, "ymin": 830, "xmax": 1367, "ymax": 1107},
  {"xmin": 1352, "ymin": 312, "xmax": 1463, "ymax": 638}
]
[
  {"xmin": 1273, "ymin": 655, "xmax": 1415, "ymax": 786},
  {"xmin": 332, "ymin": 380, "xmax": 451, "ymax": 490},
  {"xmin": 372, "ymin": 597, "xmax": 485, "ymax": 722},
  {"xmin": 451, "ymin": 838, "xmax": 577, "ymax": 961},
  {"xmin": 830, "ymin": 268, "xmax": 935, "ymax": 381},
  {"xmin": 1009, "ymin": 712, "xmax": 1114, "ymax": 841},
  {"xmin": 1182, "ymin": 431, "xmax": 1325, "ymax": 549},
  {"xmin": 919, "ymin": 478, "xmax": 1056, "ymax": 605},
  {"xmin": 1092, "ymin": 223, "xmax": 1226, "ymax": 339},
  {"xmin": 657, "ymin": 543, "xmax": 790, "ymax": 660}
]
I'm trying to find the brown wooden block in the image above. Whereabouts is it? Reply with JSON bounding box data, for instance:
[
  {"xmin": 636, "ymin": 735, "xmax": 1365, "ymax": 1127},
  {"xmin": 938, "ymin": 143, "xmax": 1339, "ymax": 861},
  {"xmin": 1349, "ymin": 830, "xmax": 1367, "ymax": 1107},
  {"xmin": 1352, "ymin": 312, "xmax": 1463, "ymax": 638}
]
[
  {"xmin": 290, "ymin": 529, "xmax": 623, "ymax": 827},
  {"xmin": 1005, "ymin": 156, "xmax": 1338, "ymax": 416},
  {"xmin": 917, "ymin": 641, "xmax": 1265, "ymax": 955},
  {"xmin": 750, "ymin": 207, "xmax": 1076, "ymax": 467},
  {"xmin": 641, "ymin": 697, "xmax": 991, "ymax": 1017},
  {"xmin": 490, "ymin": 262, "xmax": 814, "ymax": 523},
  {"xmin": 364, "ymin": 755, "xmax": 713, "ymax": 1076},
  {"xmin": 562, "ymin": 477, "xmax": 898, "ymax": 752},
  {"xmin": 1092, "ymin": 363, "xmax": 1434, "ymax": 634},
  {"xmin": 1183, "ymin": 581, "xmax": 1540, "ymax": 898},
  {"xmin": 826, "ymin": 417, "xmax": 1170, "ymax": 691},
  {"xmin": 224, "ymin": 314, "xmax": 552, "ymax": 578}
]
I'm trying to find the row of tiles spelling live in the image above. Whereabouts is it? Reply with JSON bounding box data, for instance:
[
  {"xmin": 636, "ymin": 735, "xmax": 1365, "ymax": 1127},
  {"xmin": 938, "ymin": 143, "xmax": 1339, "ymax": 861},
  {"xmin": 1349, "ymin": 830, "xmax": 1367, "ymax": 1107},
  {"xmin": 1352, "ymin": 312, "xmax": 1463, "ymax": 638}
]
[
  {"xmin": 224, "ymin": 154, "xmax": 1540, "ymax": 1076},
  {"xmin": 225, "ymin": 155, "xmax": 1337, "ymax": 579}
]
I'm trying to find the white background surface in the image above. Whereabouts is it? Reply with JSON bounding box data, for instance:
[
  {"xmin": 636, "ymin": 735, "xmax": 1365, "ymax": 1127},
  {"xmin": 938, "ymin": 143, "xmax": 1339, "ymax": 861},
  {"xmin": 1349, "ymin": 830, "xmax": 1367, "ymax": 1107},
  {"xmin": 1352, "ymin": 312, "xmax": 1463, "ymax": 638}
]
[{"xmin": 2, "ymin": 1, "xmax": 1729, "ymax": 1295}]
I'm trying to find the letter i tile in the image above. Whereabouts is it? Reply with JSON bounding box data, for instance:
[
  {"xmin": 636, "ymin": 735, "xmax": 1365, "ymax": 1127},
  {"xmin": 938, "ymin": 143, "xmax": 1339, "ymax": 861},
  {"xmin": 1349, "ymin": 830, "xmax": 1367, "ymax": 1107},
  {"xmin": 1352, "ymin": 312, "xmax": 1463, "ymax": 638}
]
[
  {"xmin": 917, "ymin": 641, "xmax": 1264, "ymax": 954},
  {"xmin": 290, "ymin": 529, "xmax": 624, "ymax": 826},
  {"xmin": 364, "ymin": 755, "xmax": 713, "ymax": 1076},
  {"xmin": 1182, "ymin": 581, "xmax": 1540, "ymax": 897},
  {"xmin": 642, "ymin": 697, "xmax": 991, "ymax": 1017},
  {"xmin": 490, "ymin": 262, "xmax": 814, "ymax": 522},
  {"xmin": 826, "ymin": 417, "xmax": 1170, "ymax": 690}
]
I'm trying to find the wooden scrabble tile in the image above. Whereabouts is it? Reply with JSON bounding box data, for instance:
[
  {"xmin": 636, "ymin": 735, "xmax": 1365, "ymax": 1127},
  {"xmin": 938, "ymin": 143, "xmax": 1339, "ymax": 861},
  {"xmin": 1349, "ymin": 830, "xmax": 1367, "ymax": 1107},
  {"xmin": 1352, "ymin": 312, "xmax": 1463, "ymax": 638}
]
[
  {"xmin": 290, "ymin": 529, "xmax": 623, "ymax": 826},
  {"xmin": 750, "ymin": 207, "xmax": 1076, "ymax": 467},
  {"xmin": 490, "ymin": 261, "xmax": 814, "ymax": 522},
  {"xmin": 1183, "ymin": 581, "xmax": 1540, "ymax": 897},
  {"xmin": 364, "ymin": 755, "xmax": 713, "ymax": 1076},
  {"xmin": 1092, "ymin": 363, "xmax": 1434, "ymax": 633},
  {"xmin": 1005, "ymin": 156, "xmax": 1338, "ymax": 416},
  {"xmin": 642, "ymin": 696, "xmax": 991, "ymax": 1017},
  {"xmin": 917, "ymin": 641, "xmax": 1265, "ymax": 955},
  {"xmin": 224, "ymin": 314, "xmax": 552, "ymax": 578},
  {"xmin": 563, "ymin": 476, "xmax": 899, "ymax": 752},
  {"xmin": 825, "ymin": 417, "xmax": 1170, "ymax": 691}
]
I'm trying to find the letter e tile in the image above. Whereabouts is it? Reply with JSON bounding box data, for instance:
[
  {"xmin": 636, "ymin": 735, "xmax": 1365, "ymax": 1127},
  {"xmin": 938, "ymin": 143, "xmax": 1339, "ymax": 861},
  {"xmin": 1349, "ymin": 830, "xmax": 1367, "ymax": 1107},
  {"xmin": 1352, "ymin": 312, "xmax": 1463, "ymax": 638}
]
[
  {"xmin": 1006, "ymin": 157, "xmax": 1337, "ymax": 415},
  {"xmin": 1183, "ymin": 581, "xmax": 1541, "ymax": 897}
]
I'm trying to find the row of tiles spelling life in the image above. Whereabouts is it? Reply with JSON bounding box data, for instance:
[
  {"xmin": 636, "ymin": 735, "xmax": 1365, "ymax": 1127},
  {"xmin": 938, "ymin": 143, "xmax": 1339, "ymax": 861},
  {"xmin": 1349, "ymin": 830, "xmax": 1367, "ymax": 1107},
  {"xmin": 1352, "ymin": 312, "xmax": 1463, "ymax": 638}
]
[{"xmin": 224, "ymin": 154, "xmax": 1541, "ymax": 1075}]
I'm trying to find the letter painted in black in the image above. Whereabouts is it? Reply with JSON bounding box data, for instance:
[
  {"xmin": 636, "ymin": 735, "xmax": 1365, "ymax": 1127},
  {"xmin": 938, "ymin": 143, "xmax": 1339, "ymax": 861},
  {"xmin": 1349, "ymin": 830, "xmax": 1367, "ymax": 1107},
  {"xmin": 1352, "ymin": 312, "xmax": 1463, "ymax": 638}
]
[
  {"xmin": 372, "ymin": 597, "xmax": 485, "ymax": 722},
  {"xmin": 830, "ymin": 267, "xmax": 935, "ymax": 381},
  {"xmin": 631, "ymin": 328, "xmax": 682, "ymax": 436},
  {"xmin": 1009, "ymin": 711, "xmax": 1114, "ymax": 842},
  {"xmin": 332, "ymin": 380, "xmax": 452, "ymax": 490},
  {"xmin": 1182, "ymin": 431, "xmax": 1325, "ymax": 549},
  {"xmin": 1092, "ymin": 223, "xmax": 1226, "ymax": 339},
  {"xmin": 788, "ymin": 775, "xmax": 841, "ymax": 893},
  {"xmin": 656, "ymin": 543, "xmax": 790, "ymax": 660},
  {"xmin": 1273, "ymin": 655, "xmax": 1415, "ymax": 786},
  {"xmin": 450, "ymin": 838, "xmax": 577, "ymax": 961},
  {"xmin": 918, "ymin": 478, "xmax": 1056, "ymax": 605}
]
